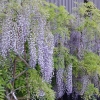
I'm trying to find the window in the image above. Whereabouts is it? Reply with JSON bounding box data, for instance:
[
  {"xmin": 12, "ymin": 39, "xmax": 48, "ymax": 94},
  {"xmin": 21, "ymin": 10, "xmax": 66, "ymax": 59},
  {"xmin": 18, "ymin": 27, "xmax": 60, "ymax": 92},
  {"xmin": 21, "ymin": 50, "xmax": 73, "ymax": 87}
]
[{"xmin": 84, "ymin": 0, "xmax": 88, "ymax": 3}]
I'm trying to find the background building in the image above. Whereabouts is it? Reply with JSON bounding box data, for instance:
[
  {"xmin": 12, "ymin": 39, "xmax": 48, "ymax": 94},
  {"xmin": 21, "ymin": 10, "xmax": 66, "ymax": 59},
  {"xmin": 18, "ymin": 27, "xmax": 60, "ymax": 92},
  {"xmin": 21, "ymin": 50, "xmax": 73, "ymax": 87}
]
[{"xmin": 46, "ymin": 0, "xmax": 100, "ymax": 13}]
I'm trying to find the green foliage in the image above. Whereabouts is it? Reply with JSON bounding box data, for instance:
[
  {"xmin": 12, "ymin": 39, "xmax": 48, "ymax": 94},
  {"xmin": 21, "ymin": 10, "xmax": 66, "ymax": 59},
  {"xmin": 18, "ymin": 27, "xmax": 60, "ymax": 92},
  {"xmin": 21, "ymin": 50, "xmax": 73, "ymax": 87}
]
[
  {"xmin": 28, "ymin": 69, "xmax": 55, "ymax": 100},
  {"xmin": 7, "ymin": 0, "xmax": 22, "ymax": 11},
  {"xmin": 53, "ymin": 46, "xmax": 65, "ymax": 69},
  {"xmin": 15, "ymin": 59, "xmax": 27, "ymax": 97},
  {"xmin": 0, "ymin": 86, "xmax": 5, "ymax": 100},
  {"xmin": 53, "ymin": 46, "xmax": 79, "ymax": 71},
  {"xmin": 0, "ymin": 70, "xmax": 5, "ymax": 100},
  {"xmin": 80, "ymin": 52, "xmax": 100, "ymax": 75},
  {"xmin": 44, "ymin": 2, "xmax": 72, "ymax": 35},
  {"xmin": 0, "ymin": 55, "xmax": 12, "ymax": 88},
  {"xmin": 64, "ymin": 51, "xmax": 78, "ymax": 67},
  {"xmin": 73, "ymin": 80, "xmax": 82, "ymax": 92},
  {"xmin": 73, "ymin": 1, "xmax": 100, "ymax": 37},
  {"xmin": 35, "ymin": 63, "xmax": 41, "ymax": 75},
  {"xmin": 0, "ymin": 50, "xmax": 55, "ymax": 100},
  {"xmin": 84, "ymin": 83, "xmax": 99, "ymax": 100}
]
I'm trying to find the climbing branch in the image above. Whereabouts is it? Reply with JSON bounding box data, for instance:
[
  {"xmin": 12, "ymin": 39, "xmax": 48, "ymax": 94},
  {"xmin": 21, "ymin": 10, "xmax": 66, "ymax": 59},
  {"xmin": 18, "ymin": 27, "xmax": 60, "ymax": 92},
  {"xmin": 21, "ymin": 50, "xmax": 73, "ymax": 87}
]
[{"xmin": 9, "ymin": 54, "xmax": 31, "ymax": 83}]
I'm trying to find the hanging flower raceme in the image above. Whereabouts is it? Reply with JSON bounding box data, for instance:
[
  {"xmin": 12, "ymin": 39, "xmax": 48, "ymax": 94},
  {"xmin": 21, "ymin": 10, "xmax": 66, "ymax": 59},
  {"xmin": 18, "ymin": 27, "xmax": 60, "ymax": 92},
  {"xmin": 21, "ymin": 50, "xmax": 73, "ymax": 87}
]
[
  {"xmin": 56, "ymin": 68, "xmax": 65, "ymax": 99},
  {"xmin": 14, "ymin": 14, "xmax": 25, "ymax": 54},
  {"xmin": 37, "ymin": 16, "xmax": 54, "ymax": 83},
  {"xmin": 70, "ymin": 30, "xmax": 84, "ymax": 59},
  {"xmin": 1, "ymin": 15, "xmax": 11, "ymax": 57},
  {"xmin": 65, "ymin": 64, "xmax": 72, "ymax": 95},
  {"xmin": 42, "ymin": 29, "xmax": 54, "ymax": 82},
  {"xmin": 80, "ymin": 75, "xmax": 89, "ymax": 95},
  {"xmin": 1, "ymin": 3, "xmax": 31, "ymax": 57},
  {"xmin": 96, "ymin": 39, "xmax": 100, "ymax": 56},
  {"xmin": 28, "ymin": 33, "xmax": 37, "ymax": 68},
  {"xmin": 16, "ymin": 13, "xmax": 30, "ymax": 54},
  {"xmin": 37, "ymin": 17, "xmax": 45, "ymax": 74}
]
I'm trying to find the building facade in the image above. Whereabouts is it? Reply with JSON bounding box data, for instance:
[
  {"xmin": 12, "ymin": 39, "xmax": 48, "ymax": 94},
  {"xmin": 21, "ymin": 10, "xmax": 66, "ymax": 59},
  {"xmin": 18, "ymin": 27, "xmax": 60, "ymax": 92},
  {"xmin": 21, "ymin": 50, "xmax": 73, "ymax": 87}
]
[{"xmin": 46, "ymin": 0, "xmax": 100, "ymax": 13}]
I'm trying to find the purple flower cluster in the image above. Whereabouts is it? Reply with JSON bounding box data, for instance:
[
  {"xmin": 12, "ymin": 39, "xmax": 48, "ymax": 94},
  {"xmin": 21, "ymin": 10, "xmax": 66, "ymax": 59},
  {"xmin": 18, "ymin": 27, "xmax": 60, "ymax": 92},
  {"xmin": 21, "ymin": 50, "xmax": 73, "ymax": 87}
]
[
  {"xmin": 1, "ymin": 16, "xmax": 11, "ymax": 57},
  {"xmin": 65, "ymin": 64, "xmax": 72, "ymax": 95},
  {"xmin": 1, "ymin": 6, "xmax": 30, "ymax": 57},
  {"xmin": 28, "ymin": 33, "xmax": 37, "ymax": 68},
  {"xmin": 37, "ymin": 17, "xmax": 54, "ymax": 83},
  {"xmin": 56, "ymin": 68, "xmax": 65, "ymax": 98}
]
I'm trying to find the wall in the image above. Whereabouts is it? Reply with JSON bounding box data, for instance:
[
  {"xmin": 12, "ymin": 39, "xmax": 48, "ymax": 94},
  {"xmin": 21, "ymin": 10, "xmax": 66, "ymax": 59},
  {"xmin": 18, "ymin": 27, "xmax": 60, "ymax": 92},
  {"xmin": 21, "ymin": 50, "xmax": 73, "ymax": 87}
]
[{"xmin": 46, "ymin": 0, "xmax": 100, "ymax": 13}]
